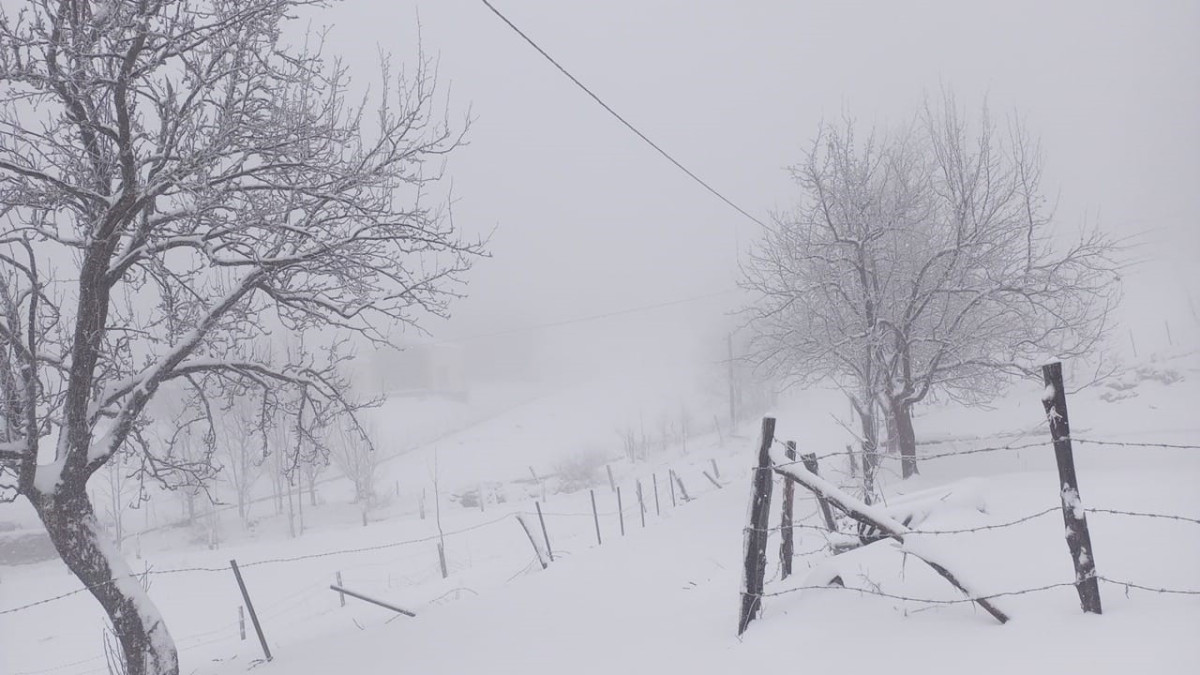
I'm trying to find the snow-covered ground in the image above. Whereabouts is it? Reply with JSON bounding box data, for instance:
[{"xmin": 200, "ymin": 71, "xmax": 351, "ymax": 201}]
[{"xmin": 2, "ymin": 352, "xmax": 1198, "ymax": 675}]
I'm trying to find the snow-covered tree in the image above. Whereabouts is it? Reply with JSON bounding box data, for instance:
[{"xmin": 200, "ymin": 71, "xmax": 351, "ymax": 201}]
[
  {"xmin": 743, "ymin": 95, "xmax": 1120, "ymax": 478},
  {"xmin": 0, "ymin": 1, "xmax": 480, "ymax": 672}
]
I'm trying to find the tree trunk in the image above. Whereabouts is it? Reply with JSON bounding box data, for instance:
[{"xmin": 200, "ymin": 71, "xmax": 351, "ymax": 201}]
[
  {"xmin": 32, "ymin": 489, "xmax": 179, "ymax": 675},
  {"xmin": 891, "ymin": 399, "xmax": 919, "ymax": 478}
]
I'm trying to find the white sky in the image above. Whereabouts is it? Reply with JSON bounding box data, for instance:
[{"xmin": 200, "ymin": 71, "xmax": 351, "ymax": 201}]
[{"xmin": 309, "ymin": 0, "xmax": 1198, "ymax": 356}]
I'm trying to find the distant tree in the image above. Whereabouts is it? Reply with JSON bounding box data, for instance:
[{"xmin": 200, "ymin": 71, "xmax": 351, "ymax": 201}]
[
  {"xmin": 328, "ymin": 420, "xmax": 379, "ymax": 509},
  {"xmin": 0, "ymin": 1, "xmax": 480, "ymax": 673},
  {"xmin": 743, "ymin": 95, "xmax": 1120, "ymax": 479}
]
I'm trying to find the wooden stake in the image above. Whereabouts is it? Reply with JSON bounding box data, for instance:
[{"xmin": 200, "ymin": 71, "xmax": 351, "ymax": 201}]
[
  {"xmin": 780, "ymin": 440, "xmax": 796, "ymax": 580},
  {"xmin": 801, "ymin": 453, "xmax": 837, "ymax": 531},
  {"xmin": 229, "ymin": 559, "xmax": 271, "ymax": 661},
  {"xmin": 636, "ymin": 480, "xmax": 646, "ymax": 528},
  {"xmin": 1041, "ymin": 361, "xmax": 1103, "ymax": 615},
  {"xmin": 617, "ymin": 486, "xmax": 626, "ymax": 536},
  {"xmin": 702, "ymin": 470, "xmax": 723, "ymax": 489},
  {"xmin": 709, "ymin": 458, "xmax": 721, "ymax": 479},
  {"xmin": 516, "ymin": 514, "xmax": 549, "ymax": 570},
  {"xmin": 238, "ymin": 606, "xmax": 245, "ymax": 641},
  {"xmin": 329, "ymin": 585, "xmax": 416, "ymax": 617},
  {"xmin": 672, "ymin": 470, "xmax": 692, "ymax": 502},
  {"xmin": 590, "ymin": 489, "xmax": 602, "ymax": 545},
  {"xmin": 336, "ymin": 571, "xmax": 345, "ymax": 607},
  {"xmin": 668, "ymin": 469, "xmax": 677, "ymax": 507},
  {"xmin": 738, "ymin": 417, "xmax": 776, "ymax": 635},
  {"xmin": 606, "ymin": 464, "xmax": 617, "ymax": 492},
  {"xmin": 437, "ymin": 542, "xmax": 448, "ymax": 579},
  {"xmin": 535, "ymin": 501, "xmax": 554, "ymax": 562},
  {"xmin": 653, "ymin": 474, "xmax": 661, "ymax": 515}
]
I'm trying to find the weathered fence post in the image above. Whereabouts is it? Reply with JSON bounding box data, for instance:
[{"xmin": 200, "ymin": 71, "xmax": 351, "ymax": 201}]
[
  {"xmin": 335, "ymin": 571, "xmax": 345, "ymax": 607},
  {"xmin": 535, "ymin": 501, "xmax": 554, "ymax": 562},
  {"xmin": 710, "ymin": 458, "xmax": 721, "ymax": 479},
  {"xmin": 653, "ymin": 473, "xmax": 661, "ymax": 516},
  {"xmin": 672, "ymin": 470, "xmax": 692, "ymax": 502},
  {"xmin": 1041, "ymin": 361, "xmax": 1102, "ymax": 615},
  {"xmin": 590, "ymin": 489, "xmax": 602, "ymax": 545},
  {"xmin": 516, "ymin": 514, "xmax": 549, "ymax": 570},
  {"xmin": 229, "ymin": 559, "xmax": 271, "ymax": 662},
  {"xmin": 668, "ymin": 470, "xmax": 677, "ymax": 507},
  {"xmin": 238, "ymin": 606, "xmax": 245, "ymax": 641},
  {"xmin": 780, "ymin": 440, "xmax": 796, "ymax": 580},
  {"xmin": 636, "ymin": 480, "xmax": 646, "ymax": 528},
  {"xmin": 801, "ymin": 453, "xmax": 837, "ymax": 532},
  {"xmin": 606, "ymin": 465, "xmax": 617, "ymax": 492},
  {"xmin": 617, "ymin": 486, "xmax": 626, "ymax": 536},
  {"xmin": 702, "ymin": 470, "xmax": 723, "ymax": 489},
  {"xmin": 738, "ymin": 417, "xmax": 776, "ymax": 636},
  {"xmin": 437, "ymin": 542, "xmax": 449, "ymax": 579}
]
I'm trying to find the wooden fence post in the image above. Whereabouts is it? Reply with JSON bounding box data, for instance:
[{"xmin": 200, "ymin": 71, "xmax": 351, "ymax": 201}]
[
  {"xmin": 668, "ymin": 470, "xmax": 677, "ymax": 507},
  {"xmin": 617, "ymin": 486, "xmax": 626, "ymax": 536},
  {"xmin": 238, "ymin": 606, "xmax": 245, "ymax": 641},
  {"xmin": 1041, "ymin": 361, "xmax": 1102, "ymax": 615},
  {"xmin": 801, "ymin": 453, "xmax": 837, "ymax": 531},
  {"xmin": 653, "ymin": 474, "xmax": 661, "ymax": 516},
  {"xmin": 437, "ymin": 542, "xmax": 449, "ymax": 579},
  {"xmin": 672, "ymin": 470, "xmax": 691, "ymax": 502},
  {"xmin": 516, "ymin": 514, "xmax": 549, "ymax": 570},
  {"xmin": 535, "ymin": 501, "xmax": 554, "ymax": 562},
  {"xmin": 780, "ymin": 440, "xmax": 796, "ymax": 580},
  {"xmin": 606, "ymin": 465, "xmax": 617, "ymax": 492},
  {"xmin": 590, "ymin": 489, "xmax": 602, "ymax": 545},
  {"xmin": 702, "ymin": 470, "xmax": 723, "ymax": 489},
  {"xmin": 229, "ymin": 559, "xmax": 271, "ymax": 662},
  {"xmin": 636, "ymin": 480, "xmax": 646, "ymax": 528},
  {"xmin": 710, "ymin": 458, "xmax": 721, "ymax": 479},
  {"xmin": 738, "ymin": 417, "xmax": 776, "ymax": 636},
  {"xmin": 335, "ymin": 571, "xmax": 345, "ymax": 607}
]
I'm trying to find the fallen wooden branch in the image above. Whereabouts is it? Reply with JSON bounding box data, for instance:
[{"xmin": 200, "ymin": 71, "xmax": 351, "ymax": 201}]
[
  {"xmin": 329, "ymin": 585, "xmax": 417, "ymax": 617},
  {"xmin": 769, "ymin": 446, "xmax": 1009, "ymax": 624}
]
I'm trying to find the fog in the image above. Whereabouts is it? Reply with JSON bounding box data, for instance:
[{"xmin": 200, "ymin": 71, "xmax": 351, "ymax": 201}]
[{"xmin": 314, "ymin": 0, "xmax": 1198, "ymax": 388}]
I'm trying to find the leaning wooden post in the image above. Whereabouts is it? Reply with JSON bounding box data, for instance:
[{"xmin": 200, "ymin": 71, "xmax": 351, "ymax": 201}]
[
  {"xmin": 516, "ymin": 514, "xmax": 549, "ymax": 570},
  {"xmin": 738, "ymin": 417, "xmax": 776, "ymax": 636},
  {"xmin": 535, "ymin": 501, "xmax": 554, "ymax": 562},
  {"xmin": 606, "ymin": 465, "xmax": 617, "ymax": 492},
  {"xmin": 668, "ymin": 470, "xmax": 677, "ymax": 507},
  {"xmin": 229, "ymin": 559, "xmax": 271, "ymax": 662},
  {"xmin": 710, "ymin": 458, "xmax": 721, "ymax": 479},
  {"xmin": 636, "ymin": 480, "xmax": 646, "ymax": 528},
  {"xmin": 437, "ymin": 542, "xmax": 449, "ymax": 579},
  {"xmin": 590, "ymin": 489, "xmax": 602, "ymax": 545},
  {"xmin": 672, "ymin": 470, "xmax": 692, "ymax": 502},
  {"xmin": 617, "ymin": 486, "xmax": 626, "ymax": 536},
  {"xmin": 780, "ymin": 440, "xmax": 797, "ymax": 580},
  {"xmin": 238, "ymin": 606, "xmax": 245, "ymax": 641},
  {"xmin": 801, "ymin": 453, "xmax": 837, "ymax": 532},
  {"xmin": 653, "ymin": 474, "xmax": 661, "ymax": 516},
  {"xmin": 1041, "ymin": 361, "xmax": 1102, "ymax": 615},
  {"xmin": 335, "ymin": 571, "xmax": 345, "ymax": 607}
]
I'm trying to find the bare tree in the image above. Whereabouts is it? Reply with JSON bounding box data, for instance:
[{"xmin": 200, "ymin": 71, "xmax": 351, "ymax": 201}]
[
  {"xmin": 328, "ymin": 420, "xmax": 378, "ymax": 509},
  {"xmin": 744, "ymin": 96, "xmax": 1120, "ymax": 479},
  {"xmin": 0, "ymin": 2, "xmax": 480, "ymax": 673}
]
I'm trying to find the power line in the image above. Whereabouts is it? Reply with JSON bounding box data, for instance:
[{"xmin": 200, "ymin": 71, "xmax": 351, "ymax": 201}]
[{"xmin": 476, "ymin": 0, "xmax": 766, "ymax": 228}]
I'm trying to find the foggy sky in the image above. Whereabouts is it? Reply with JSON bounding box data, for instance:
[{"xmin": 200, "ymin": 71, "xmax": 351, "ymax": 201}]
[{"xmin": 314, "ymin": 0, "xmax": 1197, "ymax": 363}]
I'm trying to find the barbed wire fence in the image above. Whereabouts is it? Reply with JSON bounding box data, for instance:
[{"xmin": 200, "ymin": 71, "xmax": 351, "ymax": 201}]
[
  {"xmin": 1, "ymin": 453, "xmax": 733, "ymax": 675},
  {"xmin": 737, "ymin": 361, "xmax": 1200, "ymax": 635}
]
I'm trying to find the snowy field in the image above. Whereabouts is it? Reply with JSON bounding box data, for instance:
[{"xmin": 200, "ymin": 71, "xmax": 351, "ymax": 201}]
[{"xmin": 2, "ymin": 353, "xmax": 1198, "ymax": 675}]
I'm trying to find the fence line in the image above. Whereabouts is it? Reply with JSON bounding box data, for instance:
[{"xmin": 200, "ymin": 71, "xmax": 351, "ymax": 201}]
[{"xmin": 758, "ymin": 577, "xmax": 1200, "ymax": 603}]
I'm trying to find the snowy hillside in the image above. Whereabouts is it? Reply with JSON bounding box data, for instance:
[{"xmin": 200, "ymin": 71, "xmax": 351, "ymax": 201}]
[{"xmin": 3, "ymin": 352, "xmax": 1198, "ymax": 675}]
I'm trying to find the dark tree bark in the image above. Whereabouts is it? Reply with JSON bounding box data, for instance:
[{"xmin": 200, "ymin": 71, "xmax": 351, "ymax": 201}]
[
  {"xmin": 32, "ymin": 489, "xmax": 178, "ymax": 675},
  {"xmin": 890, "ymin": 398, "xmax": 919, "ymax": 478}
]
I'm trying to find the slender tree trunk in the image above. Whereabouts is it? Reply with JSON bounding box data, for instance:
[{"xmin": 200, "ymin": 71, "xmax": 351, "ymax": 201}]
[
  {"xmin": 891, "ymin": 399, "xmax": 919, "ymax": 478},
  {"xmin": 32, "ymin": 489, "xmax": 179, "ymax": 675}
]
